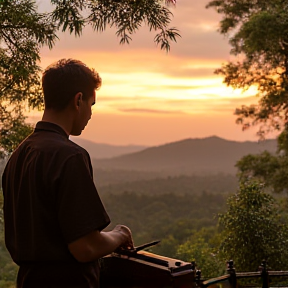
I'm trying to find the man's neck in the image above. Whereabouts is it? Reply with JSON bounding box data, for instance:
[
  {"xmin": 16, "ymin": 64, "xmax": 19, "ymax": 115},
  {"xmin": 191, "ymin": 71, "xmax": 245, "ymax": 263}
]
[{"xmin": 42, "ymin": 109, "xmax": 72, "ymax": 136}]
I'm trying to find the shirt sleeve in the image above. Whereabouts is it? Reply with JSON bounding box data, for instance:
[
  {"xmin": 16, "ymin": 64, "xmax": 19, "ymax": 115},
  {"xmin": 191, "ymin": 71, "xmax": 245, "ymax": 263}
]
[{"xmin": 56, "ymin": 152, "xmax": 110, "ymax": 243}]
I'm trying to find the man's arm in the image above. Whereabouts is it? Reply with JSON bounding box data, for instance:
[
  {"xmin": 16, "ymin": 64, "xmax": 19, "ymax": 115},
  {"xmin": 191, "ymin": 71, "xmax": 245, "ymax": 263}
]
[{"xmin": 68, "ymin": 225, "xmax": 133, "ymax": 263}]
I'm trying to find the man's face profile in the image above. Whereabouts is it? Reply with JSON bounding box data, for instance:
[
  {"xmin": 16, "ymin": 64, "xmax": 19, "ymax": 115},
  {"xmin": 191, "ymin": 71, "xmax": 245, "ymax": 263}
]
[{"xmin": 71, "ymin": 91, "xmax": 96, "ymax": 136}]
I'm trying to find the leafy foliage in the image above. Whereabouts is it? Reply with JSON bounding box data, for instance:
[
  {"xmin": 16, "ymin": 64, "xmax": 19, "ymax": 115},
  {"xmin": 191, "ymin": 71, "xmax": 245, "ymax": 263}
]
[
  {"xmin": 0, "ymin": 191, "xmax": 18, "ymax": 288},
  {"xmin": 0, "ymin": 106, "xmax": 33, "ymax": 157},
  {"xmin": 101, "ymin": 191, "xmax": 228, "ymax": 247},
  {"xmin": 206, "ymin": 0, "xmax": 288, "ymax": 195},
  {"xmin": 206, "ymin": 0, "xmax": 288, "ymax": 138},
  {"xmin": 0, "ymin": 0, "xmax": 56, "ymax": 105},
  {"xmin": 218, "ymin": 180, "xmax": 288, "ymax": 272},
  {"xmin": 97, "ymin": 173, "xmax": 239, "ymax": 195},
  {"xmin": 236, "ymin": 151, "xmax": 288, "ymax": 194},
  {"xmin": 235, "ymin": 129, "xmax": 288, "ymax": 193},
  {"xmin": 0, "ymin": 0, "xmax": 57, "ymax": 156},
  {"xmin": 51, "ymin": 0, "xmax": 180, "ymax": 51},
  {"xmin": 177, "ymin": 236, "xmax": 225, "ymax": 279}
]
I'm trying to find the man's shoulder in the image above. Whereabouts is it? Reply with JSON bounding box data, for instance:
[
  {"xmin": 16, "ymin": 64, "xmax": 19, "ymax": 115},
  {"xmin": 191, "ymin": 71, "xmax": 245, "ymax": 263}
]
[
  {"xmin": 66, "ymin": 139, "xmax": 90, "ymax": 157},
  {"xmin": 15, "ymin": 131, "xmax": 90, "ymax": 162},
  {"xmin": 45, "ymin": 136, "xmax": 90, "ymax": 159}
]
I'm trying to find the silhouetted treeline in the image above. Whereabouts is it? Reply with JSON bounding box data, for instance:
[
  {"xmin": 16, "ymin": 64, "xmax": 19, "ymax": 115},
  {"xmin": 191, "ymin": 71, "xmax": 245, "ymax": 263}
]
[
  {"xmin": 97, "ymin": 173, "xmax": 238, "ymax": 195},
  {"xmin": 101, "ymin": 191, "xmax": 228, "ymax": 249}
]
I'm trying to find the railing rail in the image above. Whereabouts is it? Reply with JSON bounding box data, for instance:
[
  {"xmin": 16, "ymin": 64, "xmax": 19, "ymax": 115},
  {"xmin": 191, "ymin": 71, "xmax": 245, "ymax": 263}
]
[{"xmin": 200, "ymin": 260, "xmax": 288, "ymax": 288}]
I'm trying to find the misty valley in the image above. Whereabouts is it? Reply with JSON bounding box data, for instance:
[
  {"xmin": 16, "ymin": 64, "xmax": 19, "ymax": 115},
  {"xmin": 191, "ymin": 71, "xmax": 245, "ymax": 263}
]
[{"xmin": 1, "ymin": 137, "xmax": 287, "ymax": 287}]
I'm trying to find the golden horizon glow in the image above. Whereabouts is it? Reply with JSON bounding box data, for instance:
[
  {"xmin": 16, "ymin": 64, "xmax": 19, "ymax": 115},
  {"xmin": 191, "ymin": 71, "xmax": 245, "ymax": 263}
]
[{"xmin": 31, "ymin": 0, "xmax": 267, "ymax": 145}]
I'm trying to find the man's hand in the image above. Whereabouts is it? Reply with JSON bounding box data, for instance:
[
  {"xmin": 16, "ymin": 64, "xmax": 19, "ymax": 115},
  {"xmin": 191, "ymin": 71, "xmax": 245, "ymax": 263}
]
[
  {"xmin": 68, "ymin": 225, "xmax": 134, "ymax": 262},
  {"xmin": 112, "ymin": 225, "xmax": 134, "ymax": 251}
]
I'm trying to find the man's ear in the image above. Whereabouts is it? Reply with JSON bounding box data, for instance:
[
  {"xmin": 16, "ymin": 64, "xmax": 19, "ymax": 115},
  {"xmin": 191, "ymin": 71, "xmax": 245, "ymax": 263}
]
[{"xmin": 74, "ymin": 92, "xmax": 83, "ymax": 108}]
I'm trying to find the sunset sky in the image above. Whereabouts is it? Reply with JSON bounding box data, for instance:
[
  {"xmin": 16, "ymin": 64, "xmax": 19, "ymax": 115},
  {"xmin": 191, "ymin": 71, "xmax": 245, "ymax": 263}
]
[{"xmin": 31, "ymin": 0, "xmax": 266, "ymax": 146}]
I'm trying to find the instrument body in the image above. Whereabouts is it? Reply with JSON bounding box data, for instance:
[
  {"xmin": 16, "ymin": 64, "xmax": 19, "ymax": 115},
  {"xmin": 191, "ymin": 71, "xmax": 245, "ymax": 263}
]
[{"xmin": 100, "ymin": 250, "xmax": 196, "ymax": 288}]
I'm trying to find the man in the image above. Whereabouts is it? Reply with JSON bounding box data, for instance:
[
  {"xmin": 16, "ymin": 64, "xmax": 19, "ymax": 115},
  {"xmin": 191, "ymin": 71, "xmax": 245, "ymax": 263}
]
[{"xmin": 2, "ymin": 59, "xmax": 134, "ymax": 288}]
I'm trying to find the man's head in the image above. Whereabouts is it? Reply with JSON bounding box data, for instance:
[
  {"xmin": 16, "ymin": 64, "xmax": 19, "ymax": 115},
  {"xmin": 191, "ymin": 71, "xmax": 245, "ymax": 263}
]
[{"xmin": 42, "ymin": 59, "xmax": 101, "ymax": 111}]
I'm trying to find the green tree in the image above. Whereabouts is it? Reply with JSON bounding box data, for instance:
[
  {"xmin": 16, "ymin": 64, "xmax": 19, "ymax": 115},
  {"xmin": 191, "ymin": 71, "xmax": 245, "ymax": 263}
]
[
  {"xmin": 0, "ymin": 0, "xmax": 56, "ymax": 157},
  {"xmin": 177, "ymin": 235, "xmax": 225, "ymax": 279},
  {"xmin": 235, "ymin": 129, "xmax": 288, "ymax": 193},
  {"xmin": 0, "ymin": 191, "xmax": 18, "ymax": 288},
  {"xmin": 235, "ymin": 152, "xmax": 288, "ymax": 194},
  {"xmin": 0, "ymin": 0, "xmax": 180, "ymax": 156},
  {"xmin": 206, "ymin": 0, "xmax": 288, "ymax": 139},
  {"xmin": 206, "ymin": 0, "xmax": 288, "ymax": 192},
  {"xmin": 217, "ymin": 181, "xmax": 288, "ymax": 272},
  {"xmin": 0, "ymin": 108, "xmax": 34, "ymax": 157}
]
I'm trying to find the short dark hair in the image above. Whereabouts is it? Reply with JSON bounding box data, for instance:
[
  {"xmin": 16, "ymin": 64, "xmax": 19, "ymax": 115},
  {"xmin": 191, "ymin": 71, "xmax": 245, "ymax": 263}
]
[{"xmin": 42, "ymin": 59, "xmax": 102, "ymax": 110}]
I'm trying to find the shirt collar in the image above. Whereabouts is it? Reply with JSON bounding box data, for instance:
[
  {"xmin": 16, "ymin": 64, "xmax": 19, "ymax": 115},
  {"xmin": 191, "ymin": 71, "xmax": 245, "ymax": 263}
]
[{"xmin": 35, "ymin": 121, "xmax": 69, "ymax": 139}]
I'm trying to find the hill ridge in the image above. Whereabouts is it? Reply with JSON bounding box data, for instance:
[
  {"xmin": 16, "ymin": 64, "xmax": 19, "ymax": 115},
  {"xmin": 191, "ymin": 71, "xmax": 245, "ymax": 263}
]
[{"xmin": 92, "ymin": 137, "xmax": 277, "ymax": 176}]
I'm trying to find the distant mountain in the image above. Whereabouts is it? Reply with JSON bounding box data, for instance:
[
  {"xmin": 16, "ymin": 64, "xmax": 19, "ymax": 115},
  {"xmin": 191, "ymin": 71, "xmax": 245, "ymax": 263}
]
[
  {"xmin": 70, "ymin": 137, "xmax": 148, "ymax": 159},
  {"xmin": 92, "ymin": 136, "xmax": 278, "ymax": 176}
]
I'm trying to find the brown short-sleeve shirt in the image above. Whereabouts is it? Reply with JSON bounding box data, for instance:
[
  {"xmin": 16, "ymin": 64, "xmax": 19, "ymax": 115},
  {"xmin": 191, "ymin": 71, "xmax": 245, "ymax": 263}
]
[{"xmin": 2, "ymin": 121, "xmax": 110, "ymax": 287}]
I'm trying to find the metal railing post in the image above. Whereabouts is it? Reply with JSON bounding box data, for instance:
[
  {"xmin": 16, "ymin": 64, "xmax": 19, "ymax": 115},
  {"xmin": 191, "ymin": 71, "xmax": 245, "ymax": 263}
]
[
  {"xmin": 227, "ymin": 260, "xmax": 237, "ymax": 288},
  {"xmin": 259, "ymin": 260, "xmax": 269, "ymax": 288}
]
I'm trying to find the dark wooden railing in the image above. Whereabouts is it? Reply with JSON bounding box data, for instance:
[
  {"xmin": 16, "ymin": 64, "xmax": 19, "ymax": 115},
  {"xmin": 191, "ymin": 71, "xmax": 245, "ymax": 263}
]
[{"xmin": 201, "ymin": 260, "xmax": 288, "ymax": 288}]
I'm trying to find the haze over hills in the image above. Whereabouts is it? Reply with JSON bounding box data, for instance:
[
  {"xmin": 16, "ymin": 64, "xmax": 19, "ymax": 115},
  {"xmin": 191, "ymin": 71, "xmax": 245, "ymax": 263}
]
[
  {"xmin": 0, "ymin": 136, "xmax": 278, "ymax": 193},
  {"xmin": 92, "ymin": 136, "xmax": 278, "ymax": 176},
  {"xmin": 70, "ymin": 136, "xmax": 148, "ymax": 159}
]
